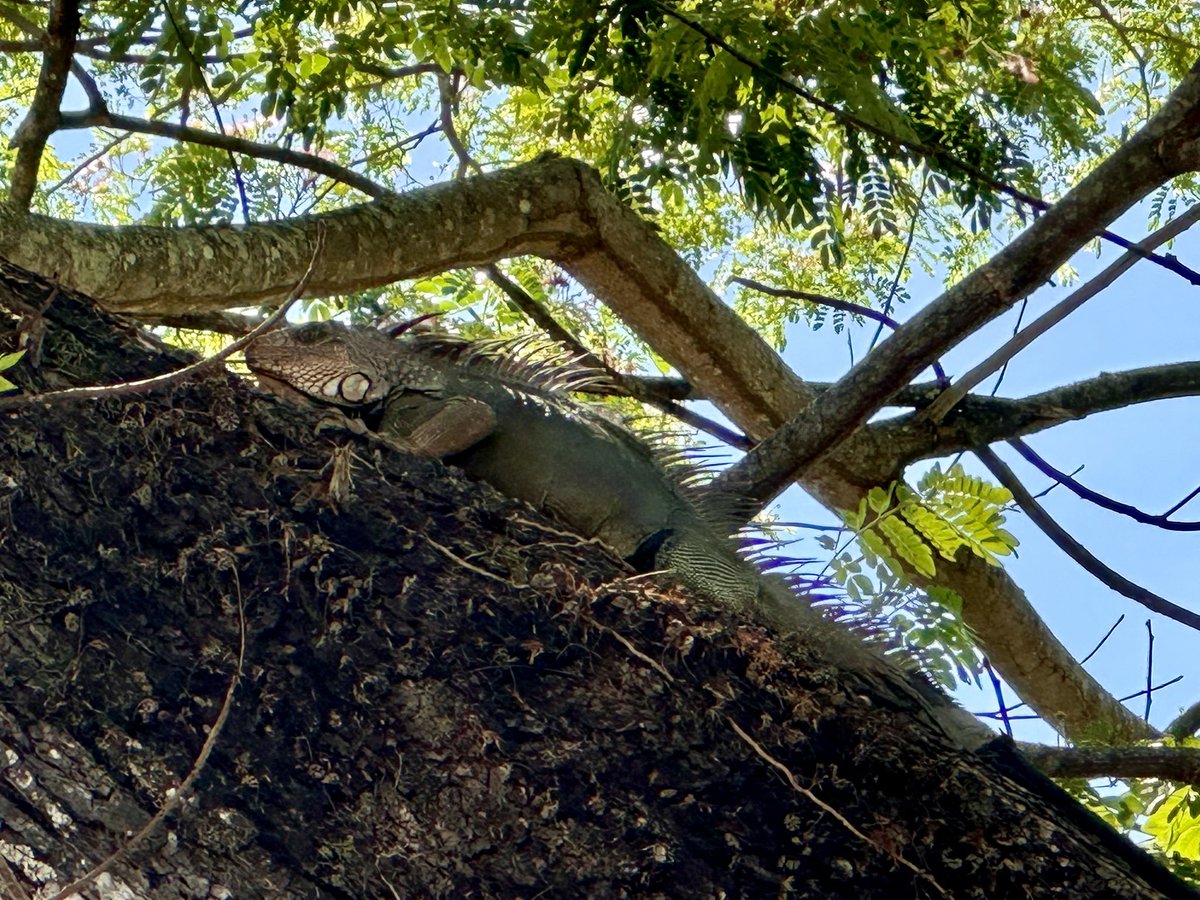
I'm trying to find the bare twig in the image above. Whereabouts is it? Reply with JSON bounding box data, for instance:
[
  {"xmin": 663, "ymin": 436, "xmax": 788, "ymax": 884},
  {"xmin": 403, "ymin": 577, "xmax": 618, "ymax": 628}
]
[
  {"xmin": 869, "ymin": 172, "xmax": 928, "ymax": 353},
  {"xmin": 975, "ymin": 446, "xmax": 1200, "ymax": 633},
  {"xmin": 7, "ymin": 0, "xmax": 81, "ymax": 209},
  {"xmin": 924, "ymin": 203, "xmax": 1200, "ymax": 422},
  {"xmin": 1145, "ymin": 619, "xmax": 1155, "ymax": 723},
  {"xmin": 439, "ymin": 70, "xmax": 481, "ymax": 179},
  {"xmin": 1119, "ymin": 675, "xmax": 1183, "ymax": 704},
  {"xmin": 982, "ymin": 658, "xmax": 1013, "ymax": 737},
  {"xmin": 160, "ymin": 2, "xmax": 249, "ymax": 220},
  {"xmin": 44, "ymin": 129, "xmax": 131, "ymax": 196},
  {"xmin": 1080, "ymin": 615, "xmax": 1125, "ymax": 665},
  {"xmin": 731, "ymin": 275, "xmax": 948, "ymax": 384},
  {"xmin": 1164, "ymin": 483, "xmax": 1200, "ymax": 518},
  {"xmin": 57, "ymin": 108, "xmax": 390, "ymax": 199},
  {"xmin": 0, "ymin": 228, "xmax": 325, "ymax": 411},
  {"xmin": 1010, "ymin": 437, "xmax": 1200, "ymax": 531},
  {"xmin": 726, "ymin": 717, "xmax": 949, "ymax": 897},
  {"xmin": 48, "ymin": 568, "xmax": 248, "ymax": 900},
  {"xmin": 1090, "ymin": 0, "xmax": 1153, "ymax": 116}
]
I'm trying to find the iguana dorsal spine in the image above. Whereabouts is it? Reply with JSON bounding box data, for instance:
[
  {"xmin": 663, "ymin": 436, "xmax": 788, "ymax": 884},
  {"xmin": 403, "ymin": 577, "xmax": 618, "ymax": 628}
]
[{"xmin": 246, "ymin": 321, "xmax": 993, "ymax": 749}]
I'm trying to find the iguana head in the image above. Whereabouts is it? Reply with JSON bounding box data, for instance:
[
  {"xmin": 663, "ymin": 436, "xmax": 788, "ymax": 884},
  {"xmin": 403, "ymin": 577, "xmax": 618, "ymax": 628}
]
[{"xmin": 246, "ymin": 321, "xmax": 419, "ymax": 406}]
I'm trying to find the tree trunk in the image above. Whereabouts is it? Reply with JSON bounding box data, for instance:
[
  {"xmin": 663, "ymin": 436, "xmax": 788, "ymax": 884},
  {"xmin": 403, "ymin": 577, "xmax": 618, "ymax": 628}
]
[{"xmin": 0, "ymin": 264, "xmax": 1191, "ymax": 898}]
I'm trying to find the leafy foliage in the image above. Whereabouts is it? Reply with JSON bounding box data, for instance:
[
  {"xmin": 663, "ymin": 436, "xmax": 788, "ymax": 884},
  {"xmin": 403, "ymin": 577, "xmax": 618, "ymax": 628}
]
[
  {"xmin": 0, "ymin": 349, "xmax": 24, "ymax": 393},
  {"xmin": 842, "ymin": 464, "xmax": 1018, "ymax": 580}
]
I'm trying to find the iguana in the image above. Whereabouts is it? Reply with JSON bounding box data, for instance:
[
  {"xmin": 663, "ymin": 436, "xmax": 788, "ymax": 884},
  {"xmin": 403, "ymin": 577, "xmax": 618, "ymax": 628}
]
[{"xmin": 246, "ymin": 321, "xmax": 993, "ymax": 749}]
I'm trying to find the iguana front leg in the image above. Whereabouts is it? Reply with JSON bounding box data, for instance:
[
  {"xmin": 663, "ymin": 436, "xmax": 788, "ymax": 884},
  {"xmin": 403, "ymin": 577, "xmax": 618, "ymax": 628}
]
[{"xmin": 380, "ymin": 391, "xmax": 497, "ymax": 458}]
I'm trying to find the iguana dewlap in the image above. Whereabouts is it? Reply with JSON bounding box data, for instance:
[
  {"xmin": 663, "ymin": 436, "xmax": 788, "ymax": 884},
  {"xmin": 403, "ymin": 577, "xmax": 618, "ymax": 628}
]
[{"xmin": 246, "ymin": 321, "xmax": 992, "ymax": 749}]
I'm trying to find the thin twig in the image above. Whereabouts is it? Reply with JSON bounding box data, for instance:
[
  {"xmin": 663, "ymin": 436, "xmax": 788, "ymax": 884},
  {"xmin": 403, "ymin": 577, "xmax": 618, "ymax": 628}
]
[
  {"xmin": 1010, "ymin": 437, "xmax": 1200, "ymax": 531},
  {"xmin": 426, "ymin": 536, "xmax": 526, "ymax": 588},
  {"xmin": 976, "ymin": 446, "xmax": 1200, "ymax": 632},
  {"xmin": 1163, "ymin": 483, "xmax": 1200, "ymax": 518},
  {"xmin": 1090, "ymin": 0, "xmax": 1153, "ymax": 117},
  {"xmin": 58, "ymin": 108, "xmax": 391, "ymax": 200},
  {"xmin": 1080, "ymin": 615, "xmax": 1125, "ymax": 665},
  {"xmin": 1145, "ymin": 619, "xmax": 1155, "ymax": 723},
  {"xmin": 731, "ymin": 275, "xmax": 948, "ymax": 384},
  {"xmin": 726, "ymin": 717, "xmax": 949, "ymax": 897},
  {"xmin": 44, "ymin": 130, "xmax": 131, "ymax": 196},
  {"xmin": 869, "ymin": 172, "xmax": 928, "ymax": 353},
  {"xmin": 439, "ymin": 70, "xmax": 482, "ymax": 179},
  {"xmin": 982, "ymin": 659, "xmax": 1013, "ymax": 737},
  {"xmin": 49, "ymin": 570, "xmax": 248, "ymax": 900},
  {"xmin": 1117, "ymin": 675, "xmax": 1181, "ymax": 704},
  {"xmin": 0, "ymin": 228, "xmax": 325, "ymax": 411},
  {"xmin": 160, "ymin": 2, "xmax": 249, "ymax": 220},
  {"xmin": 924, "ymin": 203, "xmax": 1200, "ymax": 421}
]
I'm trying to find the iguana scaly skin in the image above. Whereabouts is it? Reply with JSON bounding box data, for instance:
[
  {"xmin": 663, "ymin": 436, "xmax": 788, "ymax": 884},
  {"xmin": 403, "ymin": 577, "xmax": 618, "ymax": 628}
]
[{"xmin": 246, "ymin": 321, "xmax": 992, "ymax": 749}]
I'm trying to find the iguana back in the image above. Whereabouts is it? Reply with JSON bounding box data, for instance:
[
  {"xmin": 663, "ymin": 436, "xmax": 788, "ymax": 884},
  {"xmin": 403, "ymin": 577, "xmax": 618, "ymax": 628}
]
[{"xmin": 246, "ymin": 322, "xmax": 992, "ymax": 749}]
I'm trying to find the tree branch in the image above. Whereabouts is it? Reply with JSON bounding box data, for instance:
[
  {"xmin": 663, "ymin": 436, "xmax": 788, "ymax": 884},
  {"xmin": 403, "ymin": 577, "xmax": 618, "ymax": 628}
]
[
  {"xmin": 6, "ymin": 0, "xmax": 81, "ymax": 210},
  {"xmin": 923, "ymin": 203, "xmax": 1200, "ymax": 422},
  {"xmin": 730, "ymin": 275, "xmax": 949, "ymax": 384},
  {"xmin": 976, "ymin": 445, "xmax": 1200, "ymax": 633},
  {"xmin": 711, "ymin": 57, "xmax": 1200, "ymax": 511},
  {"xmin": 57, "ymin": 108, "xmax": 391, "ymax": 200},
  {"xmin": 1008, "ymin": 437, "xmax": 1200, "ymax": 531},
  {"xmin": 881, "ymin": 360, "xmax": 1200, "ymax": 461},
  {"xmin": 1019, "ymin": 743, "xmax": 1200, "ymax": 786}
]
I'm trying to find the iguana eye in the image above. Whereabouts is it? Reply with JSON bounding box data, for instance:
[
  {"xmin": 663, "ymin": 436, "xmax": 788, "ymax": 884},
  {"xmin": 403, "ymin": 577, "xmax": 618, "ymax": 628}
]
[{"xmin": 296, "ymin": 322, "xmax": 331, "ymax": 344}]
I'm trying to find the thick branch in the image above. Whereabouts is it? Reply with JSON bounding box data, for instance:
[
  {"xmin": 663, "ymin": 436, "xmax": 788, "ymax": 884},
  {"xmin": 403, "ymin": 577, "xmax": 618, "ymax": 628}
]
[
  {"xmin": 7, "ymin": 0, "xmax": 81, "ymax": 210},
  {"xmin": 712, "ymin": 57, "xmax": 1200, "ymax": 510},
  {"xmin": 1020, "ymin": 743, "xmax": 1200, "ymax": 786},
  {"xmin": 879, "ymin": 360, "xmax": 1200, "ymax": 462}
]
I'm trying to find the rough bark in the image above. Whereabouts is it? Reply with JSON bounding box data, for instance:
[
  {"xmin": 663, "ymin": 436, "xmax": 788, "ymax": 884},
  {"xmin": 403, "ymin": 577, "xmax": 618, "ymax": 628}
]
[
  {"xmin": 0, "ymin": 154, "xmax": 1152, "ymax": 744},
  {"xmin": 0, "ymin": 267, "xmax": 1193, "ymax": 898}
]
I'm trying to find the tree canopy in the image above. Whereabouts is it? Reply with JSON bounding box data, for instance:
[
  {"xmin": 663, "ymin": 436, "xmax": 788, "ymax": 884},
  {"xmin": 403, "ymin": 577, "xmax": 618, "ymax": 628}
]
[{"xmin": 2, "ymin": 0, "xmax": 1200, "ymax": 889}]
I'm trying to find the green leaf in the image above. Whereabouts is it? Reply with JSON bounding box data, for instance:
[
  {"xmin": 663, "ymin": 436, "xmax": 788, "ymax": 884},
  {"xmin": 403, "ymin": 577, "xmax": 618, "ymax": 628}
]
[
  {"xmin": 0, "ymin": 349, "xmax": 26, "ymax": 373},
  {"xmin": 1146, "ymin": 787, "xmax": 1200, "ymax": 859}
]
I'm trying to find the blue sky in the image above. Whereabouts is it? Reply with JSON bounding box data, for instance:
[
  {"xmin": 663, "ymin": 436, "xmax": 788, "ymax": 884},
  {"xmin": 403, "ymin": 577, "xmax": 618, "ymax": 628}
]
[{"xmin": 771, "ymin": 201, "xmax": 1200, "ymax": 743}]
